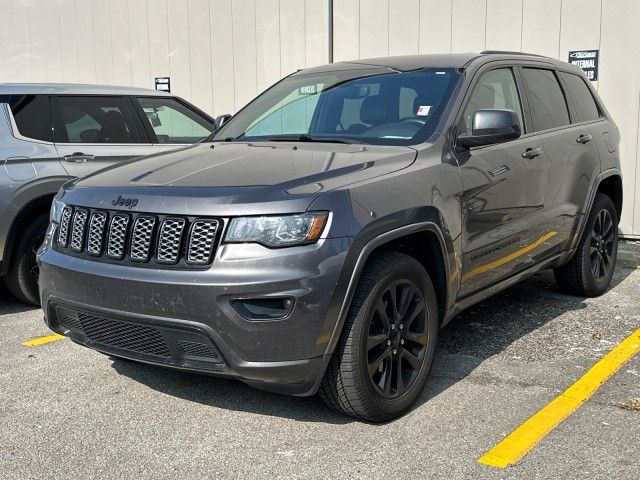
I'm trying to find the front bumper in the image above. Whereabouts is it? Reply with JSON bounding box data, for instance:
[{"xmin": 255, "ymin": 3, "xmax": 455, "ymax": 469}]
[{"xmin": 39, "ymin": 237, "xmax": 352, "ymax": 396}]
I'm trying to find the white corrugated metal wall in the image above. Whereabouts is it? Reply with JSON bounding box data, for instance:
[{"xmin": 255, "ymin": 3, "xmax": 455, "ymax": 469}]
[
  {"xmin": 0, "ymin": 0, "xmax": 638, "ymax": 236},
  {"xmin": 0, "ymin": 0, "xmax": 329, "ymax": 115}
]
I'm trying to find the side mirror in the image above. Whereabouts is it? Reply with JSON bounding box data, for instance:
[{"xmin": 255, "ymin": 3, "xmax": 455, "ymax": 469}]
[
  {"xmin": 214, "ymin": 113, "xmax": 232, "ymax": 130},
  {"xmin": 458, "ymin": 109, "xmax": 521, "ymax": 148}
]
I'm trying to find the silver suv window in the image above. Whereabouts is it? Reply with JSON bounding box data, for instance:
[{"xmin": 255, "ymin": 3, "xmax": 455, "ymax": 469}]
[
  {"xmin": 53, "ymin": 96, "xmax": 142, "ymax": 144},
  {"xmin": 137, "ymin": 97, "xmax": 214, "ymax": 144},
  {"xmin": 0, "ymin": 94, "xmax": 53, "ymax": 142}
]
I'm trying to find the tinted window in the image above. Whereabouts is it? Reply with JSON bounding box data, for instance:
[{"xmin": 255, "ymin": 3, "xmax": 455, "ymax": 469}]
[
  {"xmin": 461, "ymin": 68, "xmax": 524, "ymax": 137},
  {"xmin": 0, "ymin": 94, "xmax": 52, "ymax": 142},
  {"xmin": 54, "ymin": 96, "xmax": 142, "ymax": 144},
  {"xmin": 137, "ymin": 97, "xmax": 214, "ymax": 144},
  {"xmin": 522, "ymin": 68, "xmax": 570, "ymax": 131},
  {"xmin": 559, "ymin": 72, "xmax": 601, "ymax": 122},
  {"xmin": 213, "ymin": 68, "xmax": 461, "ymax": 146}
]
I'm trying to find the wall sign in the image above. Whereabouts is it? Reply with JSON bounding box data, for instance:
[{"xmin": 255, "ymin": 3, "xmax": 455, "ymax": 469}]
[
  {"xmin": 568, "ymin": 50, "xmax": 599, "ymax": 81},
  {"xmin": 154, "ymin": 77, "xmax": 171, "ymax": 92}
]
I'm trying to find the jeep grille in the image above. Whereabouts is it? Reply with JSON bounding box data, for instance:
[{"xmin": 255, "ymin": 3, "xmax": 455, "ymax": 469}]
[{"xmin": 55, "ymin": 206, "xmax": 221, "ymax": 268}]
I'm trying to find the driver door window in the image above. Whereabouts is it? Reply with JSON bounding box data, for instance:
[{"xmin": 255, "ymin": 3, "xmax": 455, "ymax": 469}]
[{"xmin": 461, "ymin": 68, "xmax": 524, "ymax": 137}]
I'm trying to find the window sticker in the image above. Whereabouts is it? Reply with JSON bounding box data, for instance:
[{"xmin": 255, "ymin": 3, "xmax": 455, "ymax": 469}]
[
  {"xmin": 416, "ymin": 105, "xmax": 432, "ymax": 116},
  {"xmin": 299, "ymin": 85, "xmax": 318, "ymax": 95}
]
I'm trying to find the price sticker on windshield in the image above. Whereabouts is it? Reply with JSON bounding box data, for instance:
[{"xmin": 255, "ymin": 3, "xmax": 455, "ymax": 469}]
[
  {"xmin": 299, "ymin": 85, "xmax": 318, "ymax": 95},
  {"xmin": 416, "ymin": 105, "xmax": 432, "ymax": 116}
]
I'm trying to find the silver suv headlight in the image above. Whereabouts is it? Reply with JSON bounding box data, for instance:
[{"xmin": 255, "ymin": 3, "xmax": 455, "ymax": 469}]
[{"xmin": 225, "ymin": 212, "xmax": 328, "ymax": 248}]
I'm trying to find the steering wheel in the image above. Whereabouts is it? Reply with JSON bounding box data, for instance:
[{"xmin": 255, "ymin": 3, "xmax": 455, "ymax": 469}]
[{"xmin": 400, "ymin": 118, "xmax": 427, "ymax": 127}]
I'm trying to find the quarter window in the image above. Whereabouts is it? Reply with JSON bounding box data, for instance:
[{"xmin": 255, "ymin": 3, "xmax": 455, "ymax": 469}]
[
  {"xmin": 0, "ymin": 94, "xmax": 52, "ymax": 142},
  {"xmin": 522, "ymin": 68, "xmax": 570, "ymax": 131},
  {"xmin": 138, "ymin": 97, "xmax": 214, "ymax": 144},
  {"xmin": 54, "ymin": 96, "xmax": 142, "ymax": 144},
  {"xmin": 461, "ymin": 68, "xmax": 524, "ymax": 137},
  {"xmin": 559, "ymin": 72, "xmax": 601, "ymax": 123}
]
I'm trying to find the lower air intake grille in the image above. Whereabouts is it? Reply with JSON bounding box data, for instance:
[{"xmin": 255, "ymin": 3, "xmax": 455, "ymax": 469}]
[
  {"xmin": 78, "ymin": 313, "xmax": 171, "ymax": 358},
  {"xmin": 178, "ymin": 340, "xmax": 218, "ymax": 358}
]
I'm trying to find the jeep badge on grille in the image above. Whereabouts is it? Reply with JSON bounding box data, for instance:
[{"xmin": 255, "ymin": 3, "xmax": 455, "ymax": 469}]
[{"xmin": 112, "ymin": 195, "xmax": 138, "ymax": 209}]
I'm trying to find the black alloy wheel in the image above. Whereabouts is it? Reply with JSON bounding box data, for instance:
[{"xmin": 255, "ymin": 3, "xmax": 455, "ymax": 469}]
[
  {"xmin": 366, "ymin": 280, "xmax": 428, "ymax": 399},
  {"xmin": 319, "ymin": 252, "xmax": 438, "ymax": 422},
  {"xmin": 589, "ymin": 208, "xmax": 615, "ymax": 280},
  {"xmin": 554, "ymin": 193, "xmax": 618, "ymax": 297}
]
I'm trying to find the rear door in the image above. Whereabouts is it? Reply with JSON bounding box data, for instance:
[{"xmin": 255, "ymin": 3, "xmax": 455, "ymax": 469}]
[
  {"xmin": 520, "ymin": 67, "xmax": 601, "ymax": 250},
  {"xmin": 132, "ymin": 96, "xmax": 215, "ymax": 153},
  {"xmin": 52, "ymin": 95, "xmax": 157, "ymax": 178},
  {"xmin": 456, "ymin": 66, "xmax": 549, "ymax": 297}
]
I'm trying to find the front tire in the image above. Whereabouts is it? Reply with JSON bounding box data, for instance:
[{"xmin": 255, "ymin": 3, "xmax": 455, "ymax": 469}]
[
  {"xmin": 4, "ymin": 214, "xmax": 48, "ymax": 306},
  {"xmin": 319, "ymin": 252, "xmax": 438, "ymax": 422},
  {"xmin": 554, "ymin": 193, "xmax": 618, "ymax": 297}
]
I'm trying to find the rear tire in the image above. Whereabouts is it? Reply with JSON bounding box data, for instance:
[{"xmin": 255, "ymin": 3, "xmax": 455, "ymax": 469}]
[
  {"xmin": 554, "ymin": 193, "xmax": 618, "ymax": 297},
  {"xmin": 319, "ymin": 252, "xmax": 438, "ymax": 422},
  {"xmin": 4, "ymin": 214, "xmax": 48, "ymax": 306}
]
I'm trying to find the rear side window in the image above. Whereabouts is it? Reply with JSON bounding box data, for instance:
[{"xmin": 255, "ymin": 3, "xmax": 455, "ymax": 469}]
[
  {"xmin": 522, "ymin": 68, "xmax": 570, "ymax": 131},
  {"xmin": 137, "ymin": 97, "xmax": 214, "ymax": 144},
  {"xmin": 53, "ymin": 96, "xmax": 142, "ymax": 144},
  {"xmin": 0, "ymin": 94, "xmax": 52, "ymax": 142},
  {"xmin": 559, "ymin": 72, "xmax": 601, "ymax": 122}
]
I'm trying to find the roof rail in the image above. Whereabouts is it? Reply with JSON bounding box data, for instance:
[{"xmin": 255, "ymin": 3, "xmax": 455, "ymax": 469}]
[{"xmin": 480, "ymin": 50, "xmax": 549, "ymax": 58}]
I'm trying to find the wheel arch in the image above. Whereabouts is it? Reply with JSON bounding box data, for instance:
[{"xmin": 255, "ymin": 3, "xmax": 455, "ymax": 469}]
[
  {"xmin": 596, "ymin": 173, "xmax": 622, "ymax": 221},
  {"xmin": 321, "ymin": 215, "xmax": 455, "ymax": 349},
  {"xmin": 1, "ymin": 193, "xmax": 55, "ymax": 276},
  {"xmin": 564, "ymin": 169, "xmax": 623, "ymax": 259}
]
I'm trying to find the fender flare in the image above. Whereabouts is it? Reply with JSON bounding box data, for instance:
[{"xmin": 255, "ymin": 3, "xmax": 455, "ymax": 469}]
[
  {"xmin": 310, "ymin": 221, "xmax": 451, "ymax": 393},
  {"xmin": 568, "ymin": 168, "xmax": 622, "ymax": 254}
]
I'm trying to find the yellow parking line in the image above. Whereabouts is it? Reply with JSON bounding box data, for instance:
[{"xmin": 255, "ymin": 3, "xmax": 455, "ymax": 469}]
[
  {"xmin": 478, "ymin": 327, "xmax": 640, "ymax": 469},
  {"xmin": 22, "ymin": 333, "xmax": 65, "ymax": 347}
]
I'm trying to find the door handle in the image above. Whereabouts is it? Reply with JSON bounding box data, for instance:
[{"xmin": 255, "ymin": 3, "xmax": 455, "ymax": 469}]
[
  {"xmin": 63, "ymin": 152, "xmax": 95, "ymax": 163},
  {"xmin": 577, "ymin": 134, "xmax": 593, "ymax": 144},
  {"xmin": 522, "ymin": 147, "xmax": 543, "ymax": 159}
]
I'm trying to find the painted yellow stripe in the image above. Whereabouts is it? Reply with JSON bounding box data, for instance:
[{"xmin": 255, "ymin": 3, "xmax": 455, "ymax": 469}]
[
  {"xmin": 462, "ymin": 231, "xmax": 557, "ymax": 283},
  {"xmin": 22, "ymin": 333, "xmax": 65, "ymax": 347},
  {"xmin": 479, "ymin": 327, "xmax": 640, "ymax": 469}
]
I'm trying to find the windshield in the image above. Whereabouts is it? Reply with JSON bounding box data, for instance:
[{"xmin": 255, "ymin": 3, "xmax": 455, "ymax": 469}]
[{"xmin": 212, "ymin": 67, "xmax": 461, "ymax": 146}]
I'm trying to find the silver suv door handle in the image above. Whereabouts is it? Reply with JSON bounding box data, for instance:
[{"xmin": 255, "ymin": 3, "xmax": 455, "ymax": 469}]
[
  {"xmin": 577, "ymin": 134, "xmax": 593, "ymax": 144},
  {"xmin": 522, "ymin": 147, "xmax": 543, "ymax": 159},
  {"xmin": 63, "ymin": 152, "xmax": 95, "ymax": 163}
]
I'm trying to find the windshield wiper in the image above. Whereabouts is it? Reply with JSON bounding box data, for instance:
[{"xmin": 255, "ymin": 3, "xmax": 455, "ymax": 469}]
[
  {"xmin": 224, "ymin": 133, "xmax": 245, "ymax": 142},
  {"xmin": 267, "ymin": 134, "xmax": 361, "ymax": 144}
]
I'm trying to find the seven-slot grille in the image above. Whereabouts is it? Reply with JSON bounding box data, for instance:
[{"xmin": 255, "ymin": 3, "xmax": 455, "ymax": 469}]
[{"xmin": 55, "ymin": 206, "xmax": 221, "ymax": 268}]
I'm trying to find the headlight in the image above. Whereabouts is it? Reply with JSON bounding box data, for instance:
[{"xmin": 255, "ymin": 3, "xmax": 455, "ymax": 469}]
[
  {"xmin": 50, "ymin": 197, "xmax": 66, "ymax": 223},
  {"xmin": 225, "ymin": 212, "xmax": 328, "ymax": 247}
]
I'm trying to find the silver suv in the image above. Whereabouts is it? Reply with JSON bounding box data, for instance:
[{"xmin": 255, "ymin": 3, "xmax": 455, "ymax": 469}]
[{"xmin": 0, "ymin": 84, "xmax": 216, "ymax": 304}]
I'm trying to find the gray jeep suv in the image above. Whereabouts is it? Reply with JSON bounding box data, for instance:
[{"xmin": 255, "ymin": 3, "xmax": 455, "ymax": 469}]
[
  {"xmin": 38, "ymin": 52, "xmax": 622, "ymax": 421},
  {"xmin": 0, "ymin": 84, "xmax": 216, "ymax": 305}
]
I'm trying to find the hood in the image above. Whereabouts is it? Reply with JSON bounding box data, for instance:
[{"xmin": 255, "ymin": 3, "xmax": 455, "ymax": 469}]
[{"xmin": 64, "ymin": 142, "xmax": 417, "ymax": 216}]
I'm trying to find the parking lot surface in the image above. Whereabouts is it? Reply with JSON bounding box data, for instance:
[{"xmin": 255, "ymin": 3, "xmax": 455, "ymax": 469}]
[{"xmin": 1, "ymin": 243, "xmax": 639, "ymax": 479}]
